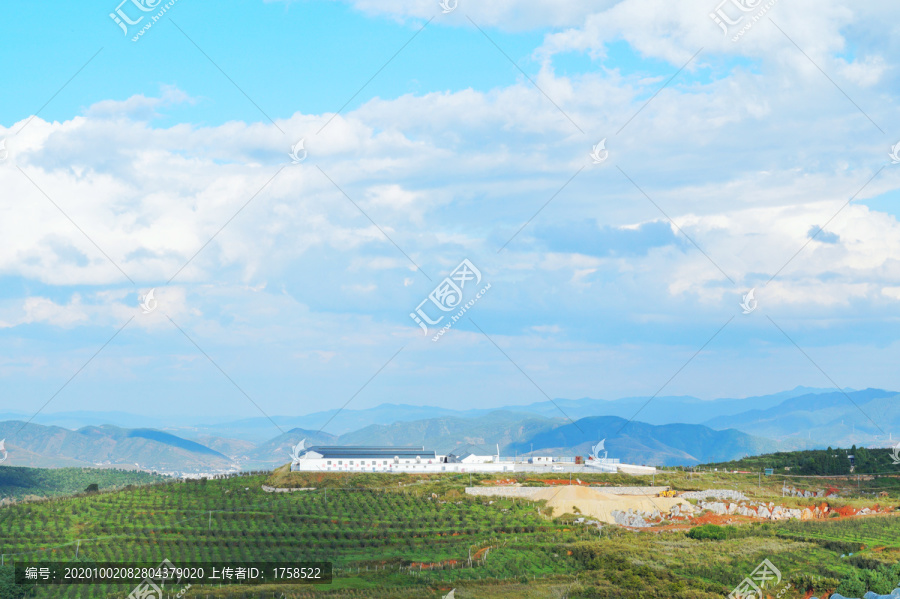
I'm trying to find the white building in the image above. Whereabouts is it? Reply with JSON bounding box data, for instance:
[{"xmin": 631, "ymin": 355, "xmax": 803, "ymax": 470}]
[
  {"xmin": 455, "ymin": 452, "xmax": 496, "ymax": 464},
  {"xmin": 288, "ymin": 442, "xmax": 656, "ymax": 475},
  {"xmin": 289, "ymin": 446, "xmax": 512, "ymax": 473}
]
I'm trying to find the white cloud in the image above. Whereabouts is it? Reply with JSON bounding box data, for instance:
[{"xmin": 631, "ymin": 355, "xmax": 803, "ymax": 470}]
[
  {"xmin": 3, "ymin": 2, "xmax": 900, "ymax": 408},
  {"xmin": 85, "ymin": 86, "xmax": 194, "ymax": 120}
]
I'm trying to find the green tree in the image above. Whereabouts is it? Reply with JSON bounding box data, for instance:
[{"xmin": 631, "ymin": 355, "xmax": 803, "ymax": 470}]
[{"xmin": 837, "ymin": 571, "xmax": 866, "ymax": 597}]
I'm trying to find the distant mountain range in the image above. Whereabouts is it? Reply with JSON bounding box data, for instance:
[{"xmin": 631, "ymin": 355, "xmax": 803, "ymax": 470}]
[
  {"xmin": 245, "ymin": 413, "xmax": 777, "ymax": 468},
  {"xmin": 1, "ymin": 386, "xmax": 896, "ymax": 474},
  {"xmin": 0, "ymin": 422, "xmax": 234, "ymax": 472},
  {"xmin": 244, "ymin": 410, "xmax": 562, "ymax": 466},
  {"xmin": 507, "ymin": 416, "xmax": 780, "ymax": 466},
  {"xmin": 0, "ymin": 386, "xmax": 842, "ymax": 441},
  {"xmin": 191, "ymin": 385, "xmax": 843, "ymax": 440},
  {"xmin": 703, "ymin": 388, "xmax": 899, "ymax": 447}
]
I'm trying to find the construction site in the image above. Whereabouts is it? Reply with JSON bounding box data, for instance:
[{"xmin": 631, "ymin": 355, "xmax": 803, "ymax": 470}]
[{"xmin": 463, "ymin": 476, "xmax": 897, "ymax": 528}]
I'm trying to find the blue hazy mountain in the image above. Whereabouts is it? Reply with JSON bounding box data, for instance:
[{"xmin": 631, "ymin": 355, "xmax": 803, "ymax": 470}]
[
  {"xmin": 702, "ymin": 388, "xmax": 899, "ymax": 447},
  {"xmin": 507, "ymin": 415, "xmax": 781, "ymax": 466},
  {"xmin": 14, "ymin": 386, "xmax": 846, "ymax": 442},
  {"xmin": 0, "ymin": 422, "xmax": 232, "ymax": 472},
  {"xmin": 244, "ymin": 412, "xmax": 558, "ymax": 467},
  {"xmin": 192, "ymin": 385, "xmax": 845, "ymax": 440},
  {"xmin": 248, "ymin": 411, "xmax": 780, "ymax": 468},
  {"xmin": 6, "ymin": 386, "xmax": 885, "ymax": 471}
]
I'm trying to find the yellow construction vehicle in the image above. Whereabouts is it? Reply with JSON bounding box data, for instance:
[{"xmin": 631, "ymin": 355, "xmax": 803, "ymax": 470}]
[{"xmin": 658, "ymin": 489, "xmax": 677, "ymax": 498}]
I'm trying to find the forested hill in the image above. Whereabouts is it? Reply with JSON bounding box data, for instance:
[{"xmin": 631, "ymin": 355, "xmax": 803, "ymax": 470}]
[
  {"xmin": 0, "ymin": 466, "xmax": 166, "ymax": 502},
  {"xmin": 699, "ymin": 446, "xmax": 899, "ymax": 475}
]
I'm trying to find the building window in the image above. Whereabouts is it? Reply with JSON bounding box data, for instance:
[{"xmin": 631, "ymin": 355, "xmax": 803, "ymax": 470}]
[
  {"xmin": 338, "ymin": 461, "xmax": 343, "ymax": 465},
  {"xmin": 327, "ymin": 461, "xmax": 332, "ymax": 465}
]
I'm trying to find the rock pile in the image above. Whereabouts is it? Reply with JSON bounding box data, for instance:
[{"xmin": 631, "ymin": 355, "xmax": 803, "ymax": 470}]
[
  {"xmin": 607, "ymin": 503, "xmax": 696, "ymax": 527},
  {"xmin": 610, "ymin": 508, "xmax": 657, "ymax": 527},
  {"xmin": 679, "ymin": 489, "xmax": 748, "ymax": 501},
  {"xmin": 782, "ymin": 485, "xmax": 839, "ymax": 498},
  {"xmin": 696, "ymin": 499, "xmax": 828, "ymax": 521}
]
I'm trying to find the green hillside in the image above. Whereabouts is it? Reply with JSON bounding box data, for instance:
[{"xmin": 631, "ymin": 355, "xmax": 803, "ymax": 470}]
[
  {"xmin": 699, "ymin": 446, "xmax": 900, "ymax": 475},
  {"xmin": 0, "ymin": 464, "xmax": 898, "ymax": 598},
  {"xmin": 0, "ymin": 466, "xmax": 166, "ymax": 503}
]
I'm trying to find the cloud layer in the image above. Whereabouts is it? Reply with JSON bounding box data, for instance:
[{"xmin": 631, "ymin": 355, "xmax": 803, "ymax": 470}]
[{"xmin": 2, "ymin": 0, "xmax": 900, "ymax": 419}]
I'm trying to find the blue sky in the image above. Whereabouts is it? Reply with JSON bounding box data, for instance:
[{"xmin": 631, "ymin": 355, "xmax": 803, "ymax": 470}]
[{"xmin": 1, "ymin": 0, "xmax": 900, "ymax": 431}]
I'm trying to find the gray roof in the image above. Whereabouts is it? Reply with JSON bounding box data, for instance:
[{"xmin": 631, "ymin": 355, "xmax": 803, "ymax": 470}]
[{"xmin": 306, "ymin": 446, "xmax": 436, "ymax": 459}]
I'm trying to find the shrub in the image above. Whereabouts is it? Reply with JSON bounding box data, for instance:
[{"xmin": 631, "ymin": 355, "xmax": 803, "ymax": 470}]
[
  {"xmin": 687, "ymin": 524, "xmax": 727, "ymax": 540},
  {"xmin": 836, "ymin": 571, "xmax": 866, "ymax": 597}
]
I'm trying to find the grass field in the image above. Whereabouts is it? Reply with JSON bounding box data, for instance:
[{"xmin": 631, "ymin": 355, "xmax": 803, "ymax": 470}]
[{"xmin": 0, "ymin": 464, "xmax": 897, "ymax": 598}]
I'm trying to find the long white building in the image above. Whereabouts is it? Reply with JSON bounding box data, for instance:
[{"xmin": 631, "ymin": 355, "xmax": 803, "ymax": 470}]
[
  {"xmin": 289, "ymin": 445, "xmax": 511, "ymax": 473},
  {"xmin": 287, "ymin": 441, "xmax": 655, "ymax": 475}
]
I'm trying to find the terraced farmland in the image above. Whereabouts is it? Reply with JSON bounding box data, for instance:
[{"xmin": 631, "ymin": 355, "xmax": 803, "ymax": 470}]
[
  {"xmin": 0, "ymin": 474, "xmax": 587, "ymax": 598},
  {"xmin": 0, "ymin": 471, "xmax": 898, "ymax": 598},
  {"xmin": 778, "ymin": 516, "xmax": 900, "ymax": 549}
]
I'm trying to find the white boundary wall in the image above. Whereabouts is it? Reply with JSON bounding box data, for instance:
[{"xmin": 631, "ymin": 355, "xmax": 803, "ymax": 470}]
[
  {"xmin": 290, "ymin": 458, "xmax": 512, "ymax": 473},
  {"xmin": 465, "ymin": 486, "xmax": 669, "ymax": 498},
  {"xmin": 465, "ymin": 487, "xmax": 544, "ymax": 498},
  {"xmin": 289, "ymin": 457, "xmax": 656, "ymax": 475}
]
